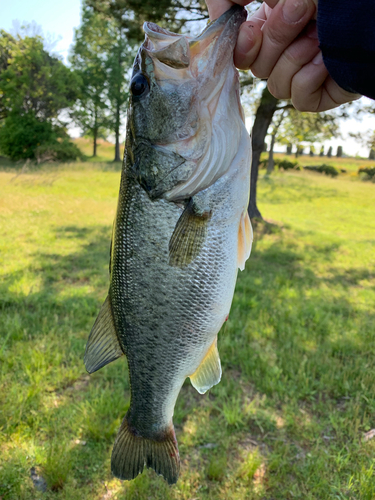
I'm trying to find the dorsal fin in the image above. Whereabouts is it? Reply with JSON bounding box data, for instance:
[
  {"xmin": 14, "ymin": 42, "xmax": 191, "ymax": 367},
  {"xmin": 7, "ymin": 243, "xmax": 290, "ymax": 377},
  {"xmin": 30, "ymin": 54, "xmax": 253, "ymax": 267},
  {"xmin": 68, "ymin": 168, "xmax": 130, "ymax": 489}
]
[
  {"xmin": 190, "ymin": 337, "xmax": 221, "ymax": 394},
  {"xmin": 84, "ymin": 296, "xmax": 124, "ymax": 374}
]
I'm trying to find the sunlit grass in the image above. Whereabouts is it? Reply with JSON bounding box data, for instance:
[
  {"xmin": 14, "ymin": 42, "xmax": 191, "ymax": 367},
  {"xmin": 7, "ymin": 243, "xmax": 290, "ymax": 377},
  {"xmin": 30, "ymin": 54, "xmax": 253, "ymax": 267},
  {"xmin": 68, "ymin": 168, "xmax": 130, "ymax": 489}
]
[{"xmin": 0, "ymin": 164, "xmax": 374, "ymax": 499}]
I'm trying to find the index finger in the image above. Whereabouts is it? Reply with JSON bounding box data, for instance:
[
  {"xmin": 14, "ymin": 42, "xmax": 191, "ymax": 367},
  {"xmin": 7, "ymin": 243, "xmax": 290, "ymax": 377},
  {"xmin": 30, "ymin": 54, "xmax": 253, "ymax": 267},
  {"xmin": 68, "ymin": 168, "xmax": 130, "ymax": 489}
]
[{"xmin": 251, "ymin": 0, "xmax": 317, "ymax": 79}]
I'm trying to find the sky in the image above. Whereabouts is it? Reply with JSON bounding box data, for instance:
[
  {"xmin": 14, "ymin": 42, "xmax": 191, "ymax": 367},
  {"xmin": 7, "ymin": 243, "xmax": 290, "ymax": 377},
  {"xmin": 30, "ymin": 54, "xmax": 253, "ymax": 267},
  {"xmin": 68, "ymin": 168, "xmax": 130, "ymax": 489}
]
[
  {"xmin": 0, "ymin": 0, "xmax": 81, "ymax": 63},
  {"xmin": 1, "ymin": 0, "xmax": 374, "ymax": 157}
]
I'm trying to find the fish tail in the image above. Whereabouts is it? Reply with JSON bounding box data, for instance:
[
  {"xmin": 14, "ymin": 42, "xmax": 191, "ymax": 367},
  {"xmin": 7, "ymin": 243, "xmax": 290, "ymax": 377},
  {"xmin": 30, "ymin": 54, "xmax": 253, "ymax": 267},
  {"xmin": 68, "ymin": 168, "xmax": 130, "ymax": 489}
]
[{"xmin": 111, "ymin": 416, "xmax": 180, "ymax": 484}]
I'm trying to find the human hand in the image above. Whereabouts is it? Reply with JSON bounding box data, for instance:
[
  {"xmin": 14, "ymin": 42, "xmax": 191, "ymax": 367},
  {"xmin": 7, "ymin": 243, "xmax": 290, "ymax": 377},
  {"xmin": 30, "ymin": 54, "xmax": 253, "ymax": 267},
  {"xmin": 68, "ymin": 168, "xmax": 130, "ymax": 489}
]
[{"xmin": 206, "ymin": 0, "xmax": 361, "ymax": 112}]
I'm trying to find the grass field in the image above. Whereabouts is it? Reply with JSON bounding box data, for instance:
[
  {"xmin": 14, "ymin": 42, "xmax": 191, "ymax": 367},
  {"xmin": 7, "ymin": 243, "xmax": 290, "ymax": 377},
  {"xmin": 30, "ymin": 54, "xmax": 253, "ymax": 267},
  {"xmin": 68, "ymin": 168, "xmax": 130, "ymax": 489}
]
[{"xmin": 1, "ymin": 158, "xmax": 375, "ymax": 499}]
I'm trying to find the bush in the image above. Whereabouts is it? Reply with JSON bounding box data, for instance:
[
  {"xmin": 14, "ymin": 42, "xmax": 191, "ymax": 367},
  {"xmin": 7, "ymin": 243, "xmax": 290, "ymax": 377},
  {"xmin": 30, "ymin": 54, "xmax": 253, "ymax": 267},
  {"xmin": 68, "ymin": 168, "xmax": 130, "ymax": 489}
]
[
  {"xmin": 259, "ymin": 158, "xmax": 301, "ymax": 171},
  {"xmin": 358, "ymin": 167, "xmax": 375, "ymax": 179},
  {"xmin": 35, "ymin": 140, "xmax": 85, "ymax": 163},
  {"xmin": 278, "ymin": 159, "xmax": 301, "ymax": 171},
  {"xmin": 0, "ymin": 112, "xmax": 84, "ymax": 163},
  {"xmin": 303, "ymin": 164, "xmax": 339, "ymax": 177},
  {"xmin": 0, "ymin": 112, "xmax": 57, "ymax": 160}
]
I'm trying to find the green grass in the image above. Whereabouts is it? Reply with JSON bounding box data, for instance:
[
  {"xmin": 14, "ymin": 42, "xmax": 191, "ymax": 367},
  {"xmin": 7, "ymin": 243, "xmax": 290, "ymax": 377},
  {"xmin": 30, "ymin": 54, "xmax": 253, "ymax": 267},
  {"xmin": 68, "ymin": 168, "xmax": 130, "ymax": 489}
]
[{"xmin": 1, "ymin": 162, "xmax": 375, "ymax": 499}]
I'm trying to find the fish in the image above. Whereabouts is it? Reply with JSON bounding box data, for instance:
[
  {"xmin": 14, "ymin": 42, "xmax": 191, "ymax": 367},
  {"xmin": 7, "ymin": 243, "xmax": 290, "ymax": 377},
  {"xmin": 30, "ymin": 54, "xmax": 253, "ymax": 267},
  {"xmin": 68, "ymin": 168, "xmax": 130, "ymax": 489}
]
[{"xmin": 84, "ymin": 5, "xmax": 252, "ymax": 485}]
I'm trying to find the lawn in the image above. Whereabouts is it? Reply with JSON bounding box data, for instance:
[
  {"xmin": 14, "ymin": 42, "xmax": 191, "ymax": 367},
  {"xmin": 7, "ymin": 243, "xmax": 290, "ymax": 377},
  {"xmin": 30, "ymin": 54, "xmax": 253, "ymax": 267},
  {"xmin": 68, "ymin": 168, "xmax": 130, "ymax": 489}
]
[{"xmin": 0, "ymin": 160, "xmax": 375, "ymax": 499}]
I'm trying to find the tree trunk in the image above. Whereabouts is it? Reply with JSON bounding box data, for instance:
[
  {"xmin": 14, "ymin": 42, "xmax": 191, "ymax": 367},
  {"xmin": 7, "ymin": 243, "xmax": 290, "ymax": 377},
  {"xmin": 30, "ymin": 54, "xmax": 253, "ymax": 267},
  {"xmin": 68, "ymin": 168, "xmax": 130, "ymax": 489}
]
[
  {"xmin": 248, "ymin": 87, "xmax": 279, "ymax": 219},
  {"xmin": 93, "ymin": 106, "xmax": 98, "ymax": 157},
  {"xmin": 114, "ymin": 43, "xmax": 122, "ymax": 163},
  {"xmin": 114, "ymin": 99, "xmax": 121, "ymax": 162},
  {"xmin": 267, "ymin": 133, "xmax": 276, "ymax": 174}
]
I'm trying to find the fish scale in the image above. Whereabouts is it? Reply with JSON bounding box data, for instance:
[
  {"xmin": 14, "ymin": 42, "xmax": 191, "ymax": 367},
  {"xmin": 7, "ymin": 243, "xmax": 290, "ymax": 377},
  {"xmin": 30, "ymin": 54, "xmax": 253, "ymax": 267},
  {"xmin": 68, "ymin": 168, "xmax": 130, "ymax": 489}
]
[{"xmin": 84, "ymin": 5, "xmax": 252, "ymax": 484}]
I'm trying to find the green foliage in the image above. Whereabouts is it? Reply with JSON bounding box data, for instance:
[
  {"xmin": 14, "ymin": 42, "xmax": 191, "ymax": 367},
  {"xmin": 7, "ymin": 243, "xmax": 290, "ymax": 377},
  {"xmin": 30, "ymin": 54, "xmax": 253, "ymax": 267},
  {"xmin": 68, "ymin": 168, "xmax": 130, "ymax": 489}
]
[
  {"xmin": 206, "ymin": 454, "xmax": 227, "ymax": 482},
  {"xmin": 86, "ymin": 0, "xmax": 208, "ymax": 40},
  {"xmin": 70, "ymin": 10, "xmax": 109, "ymax": 155},
  {"xmin": 0, "ymin": 112, "xmax": 57, "ymax": 160},
  {"xmin": 358, "ymin": 167, "xmax": 375, "ymax": 179},
  {"xmin": 278, "ymin": 159, "xmax": 301, "ymax": 171},
  {"xmin": 0, "ymin": 113, "xmax": 84, "ymax": 162},
  {"xmin": 0, "ymin": 29, "xmax": 80, "ymax": 160},
  {"xmin": 42, "ymin": 439, "xmax": 72, "ymax": 491},
  {"xmin": 237, "ymin": 450, "xmax": 263, "ymax": 484},
  {"xmin": 35, "ymin": 139, "xmax": 86, "ymax": 163},
  {"xmin": 276, "ymin": 108, "xmax": 340, "ymax": 148},
  {"xmin": 304, "ymin": 164, "xmax": 340, "ymax": 177},
  {"xmin": 260, "ymin": 158, "xmax": 301, "ymax": 171},
  {"xmin": 0, "ymin": 29, "xmax": 79, "ymax": 121},
  {"xmin": 70, "ymin": 6, "xmax": 134, "ymax": 159}
]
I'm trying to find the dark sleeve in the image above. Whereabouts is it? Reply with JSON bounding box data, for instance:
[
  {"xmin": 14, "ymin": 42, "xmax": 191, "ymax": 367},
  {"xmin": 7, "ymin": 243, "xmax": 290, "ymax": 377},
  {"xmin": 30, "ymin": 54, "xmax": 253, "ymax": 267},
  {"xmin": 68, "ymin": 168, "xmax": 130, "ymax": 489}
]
[{"xmin": 317, "ymin": 0, "xmax": 375, "ymax": 100}]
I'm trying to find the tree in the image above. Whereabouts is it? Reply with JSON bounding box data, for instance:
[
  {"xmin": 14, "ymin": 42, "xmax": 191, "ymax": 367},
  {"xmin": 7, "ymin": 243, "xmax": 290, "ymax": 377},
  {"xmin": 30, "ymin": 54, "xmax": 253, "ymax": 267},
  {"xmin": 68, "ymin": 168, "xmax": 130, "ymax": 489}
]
[
  {"xmin": 70, "ymin": 5, "xmax": 135, "ymax": 160},
  {"xmin": 275, "ymin": 108, "xmax": 340, "ymax": 153},
  {"xmin": 248, "ymin": 86, "xmax": 279, "ymax": 219},
  {"xmin": 106, "ymin": 27, "xmax": 133, "ymax": 161},
  {"xmin": 86, "ymin": 0, "xmax": 208, "ymax": 41},
  {"xmin": 70, "ymin": 9, "xmax": 110, "ymax": 157},
  {"xmin": 0, "ymin": 29, "xmax": 80, "ymax": 160},
  {"xmin": 267, "ymin": 109, "xmax": 286, "ymax": 174},
  {"xmin": 349, "ymin": 130, "xmax": 375, "ymax": 159}
]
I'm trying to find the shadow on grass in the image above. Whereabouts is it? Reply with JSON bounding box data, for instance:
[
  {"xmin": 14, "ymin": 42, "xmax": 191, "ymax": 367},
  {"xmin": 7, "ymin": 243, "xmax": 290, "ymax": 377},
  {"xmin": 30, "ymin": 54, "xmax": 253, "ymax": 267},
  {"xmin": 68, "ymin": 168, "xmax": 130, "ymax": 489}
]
[{"xmin": 259, "ymin": 173, "xmax": 343, "ymax": 204}]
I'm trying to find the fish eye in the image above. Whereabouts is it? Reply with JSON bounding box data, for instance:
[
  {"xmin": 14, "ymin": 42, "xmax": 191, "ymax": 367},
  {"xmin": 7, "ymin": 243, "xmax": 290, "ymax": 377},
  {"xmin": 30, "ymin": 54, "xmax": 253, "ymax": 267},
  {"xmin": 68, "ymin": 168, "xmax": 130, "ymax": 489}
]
[{"xmin": 130, "ymin": 73, "xmax": 149, "ymax": 98}]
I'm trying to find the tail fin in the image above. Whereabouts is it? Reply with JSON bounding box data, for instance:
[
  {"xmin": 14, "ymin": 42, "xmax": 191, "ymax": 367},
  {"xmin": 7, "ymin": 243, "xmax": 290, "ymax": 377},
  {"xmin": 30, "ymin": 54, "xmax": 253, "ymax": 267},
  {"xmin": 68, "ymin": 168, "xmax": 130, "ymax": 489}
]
[{"xmin": 111, "ymin": 416, "xmax": 180, "ymax": 484}]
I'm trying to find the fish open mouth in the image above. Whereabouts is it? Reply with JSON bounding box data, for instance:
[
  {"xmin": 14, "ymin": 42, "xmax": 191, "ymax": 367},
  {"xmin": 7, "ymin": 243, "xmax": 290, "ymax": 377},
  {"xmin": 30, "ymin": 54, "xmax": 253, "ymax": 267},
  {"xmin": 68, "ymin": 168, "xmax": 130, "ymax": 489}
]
[{"xmin": 143, "ymin": 6, "xmax": 247, "ymax": 75}]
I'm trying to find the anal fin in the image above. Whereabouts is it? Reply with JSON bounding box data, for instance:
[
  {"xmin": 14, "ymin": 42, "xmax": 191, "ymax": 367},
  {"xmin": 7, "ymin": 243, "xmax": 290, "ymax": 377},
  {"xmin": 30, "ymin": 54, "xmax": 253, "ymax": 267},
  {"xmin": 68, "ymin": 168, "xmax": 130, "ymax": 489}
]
[
  {"xmin": 237, "ymin": 211, "xmax": 253, "ymax": 271},
  {"xmin": 84, "ymin": 295, "xmax": 124, "ymax": 374},
  {"xmin": 169, "ymin": 197, "xmax": 211, "ymax": 268},
  {"xmin": 190, "ymin": 337, "xmax": 221, "ymax": 394}
]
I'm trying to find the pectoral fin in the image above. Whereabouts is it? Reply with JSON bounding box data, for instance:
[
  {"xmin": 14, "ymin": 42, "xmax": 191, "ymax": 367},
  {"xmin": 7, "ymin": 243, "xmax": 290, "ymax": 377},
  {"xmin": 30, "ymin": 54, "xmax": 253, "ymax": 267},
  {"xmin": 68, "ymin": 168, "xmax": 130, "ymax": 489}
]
[
  {"xmin": 169, "ymin": 197, "xmax": 211, "ymax": 268},
  {"xmin": 237, "ymin": 211, "xmax": 253, "ymax": 271},
  {"xmin": 190, "ymin": 338, "xmax": 221, "ymax": 394},
  {"xmin": 84, "ymin": 296, "xmax": 124, "ymax": 374}
]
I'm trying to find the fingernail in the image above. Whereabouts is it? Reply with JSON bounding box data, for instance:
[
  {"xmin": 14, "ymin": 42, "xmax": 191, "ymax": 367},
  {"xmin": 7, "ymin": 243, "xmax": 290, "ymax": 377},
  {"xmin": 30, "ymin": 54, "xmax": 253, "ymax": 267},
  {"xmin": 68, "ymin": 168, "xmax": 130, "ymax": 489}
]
[
  {"xmin": 237, "ymin": 24, "xmax": 256, "ymax": 54},
  {"xmin": 283, "ymin": 0, "xmax": 308, "ymax": 24},
  {"xmin": 312, "ymin": 51, "xmax": 323, "ymax": 65}
]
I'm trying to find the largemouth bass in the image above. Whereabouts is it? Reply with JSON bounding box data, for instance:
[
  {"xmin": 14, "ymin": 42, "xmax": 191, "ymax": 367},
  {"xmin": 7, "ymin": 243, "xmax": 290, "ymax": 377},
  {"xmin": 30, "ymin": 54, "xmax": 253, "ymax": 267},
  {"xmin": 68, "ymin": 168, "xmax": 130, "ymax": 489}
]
[{"xmin": 84, "ymin": 6, "xmax": 252, "ymax": 484}]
